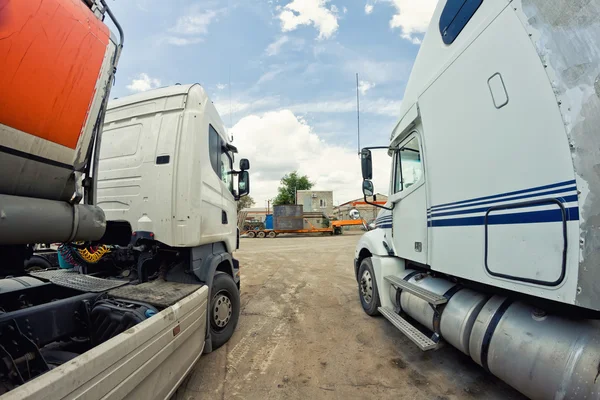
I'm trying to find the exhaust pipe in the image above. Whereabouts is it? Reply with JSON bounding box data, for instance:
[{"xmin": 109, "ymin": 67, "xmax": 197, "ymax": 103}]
[
  {"xmin": 0, "ymin": 194, "xmax": 106, "ymax": 245},
  {"xmin": 390, "ymin": 271, "xmax": 600, "ymax": 399}
]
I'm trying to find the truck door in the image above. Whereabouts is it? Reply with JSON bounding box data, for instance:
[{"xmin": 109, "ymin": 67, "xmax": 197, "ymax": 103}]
[
  {"xmin": 219, "ymin": 143, "xmax": 237, "ymax": 244},
  {"xmin": 204, "ymin": 125, "xmax": 228, "ymax": 240},
  {"xmin": 390, "ymin": 133, "xmax": 428, "ymax": 265},
  {"xmin": 207, "ymin": 124, "xmax": 236, "ymax": 250}
]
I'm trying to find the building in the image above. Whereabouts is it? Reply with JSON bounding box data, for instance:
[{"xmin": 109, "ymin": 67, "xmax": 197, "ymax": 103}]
[
  {"xmin": 334, "ymin": 194, "xmax": 389, "ymax": 223},
  {"xmin": 295, "ymin": 190, "xmax": 334, "ymax": 217}
]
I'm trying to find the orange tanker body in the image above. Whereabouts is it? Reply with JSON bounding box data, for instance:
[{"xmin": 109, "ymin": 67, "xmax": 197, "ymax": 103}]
[
  {"xmin": 0, "ymin": 0, "xmax": 123, "ymax": 246},
  {"xmin": 0, "ymin": 0, "xmax": 121, "ymax": 203}
]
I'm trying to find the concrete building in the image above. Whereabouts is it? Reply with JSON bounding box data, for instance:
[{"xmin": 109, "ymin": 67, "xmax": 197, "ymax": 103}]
[
  {"xmin": 296, "ymin": 190, "xmax": 334, "ymax": 217},
  {"xmin": 334, "ymin": 194, "xmax": 389, "ymax": 223}
]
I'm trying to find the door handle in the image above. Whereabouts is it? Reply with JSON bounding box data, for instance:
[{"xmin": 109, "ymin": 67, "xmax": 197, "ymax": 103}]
[{"xmin": 222, "ymin": 211, "xmax": 228, "ymax": 224}]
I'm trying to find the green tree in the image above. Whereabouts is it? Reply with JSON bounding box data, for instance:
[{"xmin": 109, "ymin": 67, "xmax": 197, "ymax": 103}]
[
  {"xmin": 237, "ymin": 195, "xmax": 255, "ymax": 212},
  {"xmin": 273, "ymin": 171, "xmax": 314, "ymax": 205}
]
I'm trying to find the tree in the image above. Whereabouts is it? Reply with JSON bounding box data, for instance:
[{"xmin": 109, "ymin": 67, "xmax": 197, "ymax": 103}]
[
  {"xmin": 237, "ymin": 195, "xmax": 255, "ymax": 212},
  {"xmin": 273, "ymin": 171, "xmax": 314, "ymax": 205}
]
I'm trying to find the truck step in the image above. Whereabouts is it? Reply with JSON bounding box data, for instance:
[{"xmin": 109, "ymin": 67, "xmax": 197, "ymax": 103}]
[
  {"xmin": 378, "ymin": 306, "xmax": 438, "ymax": 351},
  {"xmin": 384, "ymin": 275, "xmax": 448, "ymax": 305}
]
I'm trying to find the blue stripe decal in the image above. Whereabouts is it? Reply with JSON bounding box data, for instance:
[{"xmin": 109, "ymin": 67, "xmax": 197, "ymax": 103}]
[
  {"xmin": 429, "ymin": 206, "xmax": 579, "ymax": 227},
  {"xmin": 430, "ymin": 194, "xmax": 578, "ymax": 218},
  {"xmin": 377, "ymin": 224, "xmax": 393, "ymax": 229},
  {"xmin": 430, "ymin": 180, "xmax": 576, "ymax": 211},
  {"xmin": 431, "ymin": 186, "xmax": 577, "ymax": 214}
]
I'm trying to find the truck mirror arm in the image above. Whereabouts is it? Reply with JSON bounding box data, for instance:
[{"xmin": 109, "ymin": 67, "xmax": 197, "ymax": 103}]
[{"xmin": 362, "ymin": 194, "xmax": 394, "ymax": 211}]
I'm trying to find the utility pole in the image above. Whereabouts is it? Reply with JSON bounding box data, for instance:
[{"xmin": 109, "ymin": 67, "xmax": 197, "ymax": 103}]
[{"xmin": 356, "ymin": 72, "xmax": 360, "ymax": 156}]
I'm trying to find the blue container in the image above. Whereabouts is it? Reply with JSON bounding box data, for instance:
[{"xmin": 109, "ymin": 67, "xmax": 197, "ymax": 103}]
[{"xmin": 265, "ymin": 214, "xmax": 273, "ymax": 230}]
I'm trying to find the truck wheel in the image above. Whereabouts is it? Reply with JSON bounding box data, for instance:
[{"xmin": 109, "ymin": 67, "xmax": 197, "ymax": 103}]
[
  {"xmin": 358, "ymin": 258, "xmax": 380, "ymax": 316},
  {"xmin": 257, "ymin": 231, "xmax": 266, "ymax": 238},
  {"xmin": 267, "ymin": 231, "xmax": 277, "ymax": 238},
  {"xmin": 24, "ymin": 255, "xmax": 52, "ymax": 271},
  {"xmin": 210, "ymin": 272, "xmax": 240, "ymax": 349},
  {"xmin": 247, "ymin": 231, "xmax": 256, "ymax": 238}
]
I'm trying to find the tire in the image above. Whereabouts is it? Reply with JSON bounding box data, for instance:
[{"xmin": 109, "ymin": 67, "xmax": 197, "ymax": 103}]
[
  {"xmin": 357, "ymin": 258, "xmax": 380, "ymax": 316},
  {"xmin": 210, "ymin": 272, "xmax": 240, "ymax": 349},
  {"xmin": 24, "ymin": 255, "xmax": 52, "ymax": 271},
  {"xmin": 257, "ymin": 231, "xmax": 266, "ymax": 238},
  {"xmin": 267, "ymin": 231, "xmax": 277, "ymax": 238},
  {"xmin": 247, "ymin": 231, "xmax": 256, "ymax": 238}
]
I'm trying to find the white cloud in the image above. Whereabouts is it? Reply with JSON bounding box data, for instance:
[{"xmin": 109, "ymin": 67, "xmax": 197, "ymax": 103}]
[
  {"xmin": 216, "ymin": 83, "xmax": 227, "ymax": 90},
  {"xmin": 126, "ymin": 73, "xmax": 161, "ymax": 92},
  {"xmin": 278, "ymin": 0, "xmax": 339, "ymax": 39},
  {"xmin": 388, "ymin": 0, "xmax": 437, "ymax": 44},
  {"xmin": 257, "ymin": 68, "xmax": 284, "ymax": 85},
  {"xmin": 164, "ymin": 8, "xmax": 220, "ymax": 46},
  {"xmin": 163, "ymin": 36, "xmax": 204, "ymax": 46},
  {"xmin": 358, "ymin": 80, "xmax": 375, "ymax": 95},
  {"xmin": 265, "ymin": 36, "xmax": 290, "ymax": 56},
  {"xmin": 345, "ymin": 58, "xmax": 411, "ymax": 84},
  {"xmin": 365, "ymin": 4, "xmax": 374, "ymax": 14},
  {"xmin": 232, "ymin": 110, "xmax": 391, "ymax": 205},
  {"xmin": 290, "ymin": 97, "xmax": 401, "ymax": 117},
  {"xmin": 343, "ymin": 6, "xmax": 348, "ymax": 13},
  {"xmin": 170, "ymin": 9, "xmax": 217, "ymax": 35},
  {"xmin": 213, "ymin": 96, "xmax": 281, "ymax": 119},
  {"xmin": 330, "ymin": 4, "xmax": 339, "ymax": 13}
]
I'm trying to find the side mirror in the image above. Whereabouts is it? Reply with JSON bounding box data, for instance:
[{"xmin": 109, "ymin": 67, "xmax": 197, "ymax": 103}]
[
  {"xmin": 362, "ymin": 180, "xmax": 374, "ymax": 197},
  {"xmin": 361, "ymin": 149, "xmax": 372, "ymax": 180},
  {"xmin": 240, "ymin": 158, "xmax": 250, "ymax": 171},
  {"xmin": 238, "ymin": 170, "xmax": 250, "ymax": 198}
]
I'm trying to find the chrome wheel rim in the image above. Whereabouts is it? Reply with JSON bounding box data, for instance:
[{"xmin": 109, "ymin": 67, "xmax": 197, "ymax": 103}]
[
  {"xmin": 213, "ymin": 294, "xmax": 233, "ymax": 328},
  {"xmin": 360, "ymin": 270, "xmax": 373, "ymax": 303}
]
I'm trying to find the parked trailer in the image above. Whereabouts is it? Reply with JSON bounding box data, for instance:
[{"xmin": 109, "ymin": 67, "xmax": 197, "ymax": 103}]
[{"xmin": 245, "ymin": 218, "xmax": 367, "ymax": 238}]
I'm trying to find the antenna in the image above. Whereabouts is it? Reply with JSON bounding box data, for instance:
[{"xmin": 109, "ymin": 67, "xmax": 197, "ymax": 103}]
[
  {"xmin": 356, "ymin": 72, "xmax": 360, "ymax": 155},
  {"xmin": 228, "ymin": 0, "xmax": 233, "ymax": 142}
]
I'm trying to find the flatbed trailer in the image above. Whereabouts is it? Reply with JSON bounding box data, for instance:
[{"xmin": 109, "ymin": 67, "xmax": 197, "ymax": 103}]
[{"xmin": 244, "ymin": 219, "xmax": 367, "ymax": 238}]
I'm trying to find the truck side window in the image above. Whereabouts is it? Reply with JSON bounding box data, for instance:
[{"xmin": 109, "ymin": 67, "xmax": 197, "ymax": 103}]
[
  {"xmin": 439, "ymin": 0, "xmax": 483, "ymax": 45},
  {"xmin": 220, "ymin": 146, "xmax": 233, "ymax": 193},
  {"xmin": 209, "ymin": 125, "xmax": 220, "ymax": 176},
  {"xmin": 210, "ymin": 124, "xmax": 234, "ymax": 194},
  {"xmin": 394, "ymin": 136, "xmax": 423, "ymax": 193}
]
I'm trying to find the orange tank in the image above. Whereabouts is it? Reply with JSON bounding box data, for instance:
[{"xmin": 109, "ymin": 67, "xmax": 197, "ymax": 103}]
[{"xmin": 0, "ymin": 0, "xmax": 118, "ymax": 201}]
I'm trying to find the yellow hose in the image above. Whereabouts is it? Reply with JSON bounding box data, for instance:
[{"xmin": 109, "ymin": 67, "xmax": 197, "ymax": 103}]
[{"xmin": 78, "ymin": 246, "xmax": 111, "ymax": 264}]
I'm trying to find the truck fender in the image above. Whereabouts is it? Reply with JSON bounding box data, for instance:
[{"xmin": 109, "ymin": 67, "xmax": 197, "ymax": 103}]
[
  {"xmin": 354, "ymin": 230, "xmax": 406, "ymax": 309},
  {"xmin": 354, "ymin": 229, "xmax": 394, "ymax": 279},
  {"xmin": 190, "ymin": 244, "xmax": 238, "ymax": 354}
]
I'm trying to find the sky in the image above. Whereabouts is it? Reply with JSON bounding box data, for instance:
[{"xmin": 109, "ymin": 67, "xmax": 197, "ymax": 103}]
[{"xmin": 105, "ymin": 0, "xmax": 439, "ymax": 208}]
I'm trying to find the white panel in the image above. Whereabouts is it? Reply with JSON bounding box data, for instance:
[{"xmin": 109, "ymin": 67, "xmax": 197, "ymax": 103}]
[
  {"xmin": 486, "ymin": 221, "xmax": 564, "ymax": 283},
  {"xmin": 99, "ymin": 124, "xmax": 142, "ymax": 160}
]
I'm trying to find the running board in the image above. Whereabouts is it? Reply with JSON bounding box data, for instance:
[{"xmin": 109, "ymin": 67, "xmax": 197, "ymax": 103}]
[
  {"xmin": 378, "ymin": 306, "xmax": 438, "ymax": 351},
  {"xmin": 384, "ymin": 275, "xmax": 448, "ymax": 305}
]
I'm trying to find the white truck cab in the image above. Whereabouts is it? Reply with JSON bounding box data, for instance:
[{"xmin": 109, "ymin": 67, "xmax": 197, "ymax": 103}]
[
  {"xmin": 99, "ymin": 84, "xmax": 244, "ymax": 253},
  {"xmin": 354, "ymin": 1, "xmax": 600, "ymax": 399}
]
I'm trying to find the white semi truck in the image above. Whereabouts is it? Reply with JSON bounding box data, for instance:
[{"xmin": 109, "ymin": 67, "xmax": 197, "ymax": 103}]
[
  {"xmin": 0, "ymin": 1, "xmax": 249, "ymax": 398},
  {"xmin": 355, "ymin": 1, "xmax": 600, "ymax": 399}
]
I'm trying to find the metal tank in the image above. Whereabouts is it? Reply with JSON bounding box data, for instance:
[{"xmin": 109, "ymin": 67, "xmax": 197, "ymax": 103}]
[
  {"xmin": 390, "ymin": 270, "xmax": 489, "ymax": 355},
  {"xmin": 0, "ymin": 0, "xmax": 123, "ymax": 246},
  {"xmin": 470, "ymin": 296, "xmax": 600, "ymax": 400}
]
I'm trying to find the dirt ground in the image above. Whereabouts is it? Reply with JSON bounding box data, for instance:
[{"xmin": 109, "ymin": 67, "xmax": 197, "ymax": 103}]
[{"xmin": 175, "ymin": 232, "xmax": 525, "ymax": 400}]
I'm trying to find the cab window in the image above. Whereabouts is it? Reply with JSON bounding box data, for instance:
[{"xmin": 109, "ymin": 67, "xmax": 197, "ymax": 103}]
[
  {"xmin": 393, "ymin": 136, "xmax": 423, "ymax": 193},
  {"xmin": 209, "ymin": 124, "xmax": 234, "ymax": 194},
  {"xmin": 439, "ymin": 0, "xmax": 483, "ymax": 45}
]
